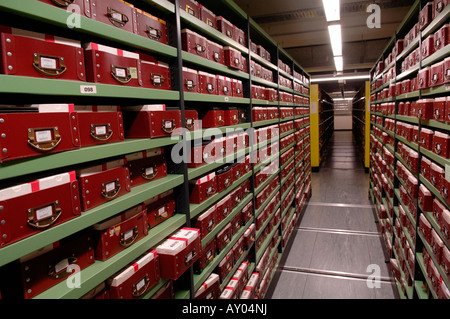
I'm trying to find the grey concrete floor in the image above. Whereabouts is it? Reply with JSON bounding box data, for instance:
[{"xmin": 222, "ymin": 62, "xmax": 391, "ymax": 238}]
[{"xmin": 267, "ymin": 131, "xmax": 396, "ymax": 299}]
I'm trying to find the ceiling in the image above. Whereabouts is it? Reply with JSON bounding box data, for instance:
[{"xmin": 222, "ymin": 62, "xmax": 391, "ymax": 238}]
[{"xmin": 233, "ymin": 0, "xmax": 416, "ymax": 96}]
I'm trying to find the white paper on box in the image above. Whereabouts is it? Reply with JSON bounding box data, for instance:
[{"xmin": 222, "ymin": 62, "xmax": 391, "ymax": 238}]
[
  {"xmin": 84, "ymin": 42, "xmax": 139, "ymax": 59},
  {"xmin": 219, "ymin": 287, "xmax": 234, "ymax": 299},
  {"xmin": 126, "ymin": 104, "xmax": 167, "ymax": 112},
  {"xmin": 194, "ymin": 273, "xmax": 219, "ymax": 298},
  {"xmin": 125, "ymin": 148, "xmax": 163, "ymax": 161},
  {"xmin": 110, "ymin": 250, "xmax": 157, "ymax": 287},
  {"xmin": 93, "ymin": 204, "xmax": 144, "ymax": 231}
]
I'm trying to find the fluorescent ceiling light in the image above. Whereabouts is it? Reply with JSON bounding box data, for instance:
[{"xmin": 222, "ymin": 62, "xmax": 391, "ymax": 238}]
[
  {"xmin": 334, "ymin": 56, "xmax": 343, "ymax": 72},
  {"xmin": 333, "ymin": 97, "xmax": 353, "ymax": 101},
  {"xmin": 322, "ymin": 0, "xmax": 340, "ymax": 21},
  {"xmin": 328, "ymin": 24, "xmax": 342, "ymax": 56},
  {"xmin": 311, "ymin": 74, "xmax": 370, "ymax": 82}
]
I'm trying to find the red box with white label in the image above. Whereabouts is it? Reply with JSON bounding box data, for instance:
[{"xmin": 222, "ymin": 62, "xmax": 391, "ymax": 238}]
[
  {"xmin": 232, "ymin": 79, "xmax": 243, "ymax": 97},
  {"xmin": 434, "ymin": 97, "xmax": 448, "ymax": 121},
  {"xmin": 252, "ymin": 107, "xmax": 268, "ymax": 122},
  {"xmin": 420, "ymin": 127, "xmax": 435, "ymax": 151},
  {"xmin": 0, "ymin": 27, "xmax": 86, "ymax": 81},
  {"xmin": 442, "ymin": 177, "xmax": 450, "ymax": 206},
  {"xmin": 419, "ymin": 214, "xmax": 433, "ymax": 244},
  {"xmin": 144, "ymin": 190, "xmax": 175, "ymax": 228},
  {"xmin": 194, "ymin": 239, "xmax": 216, "ymax": 275},
  {"xmin": 0, "ymin": 171, "xmax": 81, "ymax": 247},
  {"xmin": 90, "ymin": 0, "xmax": 137, "ymax": 34},
  {"xmin": 77, "ymin": 159, "xmax": 131, "ymax": 211},
  {"xmin": 223, "ymin": 109, "xmax": 239, "ymax": 126},
  {"xmin": 0, "ymin": 107, "xmax": 81, "ymax": 162},
  {"xmin": 178, "ymin": 0, "xmax": 200, "ymax": 17},
  {"xmin": 434, "ymin": 24, "xmax": 450, "ymax": 52},
  {"xmin": 156, "ymin": 228, "xmax": 201, "ymax": 280},
  {"xmin": 224, "ymin": 46, "xmax": 243, "ymax": 70},
  {"xmin": 216, "ymin": 223, "xmax": 233, "ymax": 253},
  {"xmin": 434, "ymin": 198, "xmax": 446, "ymax": 227},
  {"xmin": 194, "ymin": 206, "xmax": 217, "ymax": 240},
  {"xmin": 433, "ymin": 131, "xmax": 450, "ymax": 158},
  {"xmin": 135, "ymin": 8, "xmax": 169, "ymax": 45},
  {"xmin": 198, "ymin": 71, "xmax": 218, "ymax": 95},
  {"xmin": 430, "ymin": 163, "xmax": 445, "ymax": 191},
  {"xmin": 422, "ymin": 35, "xmax": 435, "ymax": 60},
  {"xmin": 207, "ymin": 39, "xmax": 224, "ymax": 65},
  {"xmin": 189, "ymin": 172, "xmax": 217, "ymax": 204},
  {"xmin": 430, "ymin": 61, "xmax": 445, "ymax": 87},
  {"xmin": 181, "ymin": 29, "xmax": 207, "ymax": 58},
  {"xmin": 183, "ymin": 67, "xmax": 199, "ymax": 93},
  {"xmin": 217, "ymin": 16, "xmax": 234, "ymax": 39},
  {"xmin": 122, "ymin": 104, "xmax": 182, "ymax": 138},
  {"xmin": 233, "ymin": 26, "xmax": 246, "ymax": 47},
  {"xmin": 216, "ymin": 195, "xmax": 232, "ymax": 222},
  {"xmin": 84, "ymin": 42, "xmax": 141, "ymax": 86},
  {"xmin": 419, "ymin": 2, "xmax": 433, "ymax": 31},
  {"xmin": 140, "ymin": 59, "xmax": 171, "ymax": 91},
  {"xmin": 194, "ymin": 273, "xmax": 220, "ymax": 299},
  {"xmin": 108, "ymin": 250, "xmax": 160, "ymax": 299},
  {"xmin": 200, "ymin": 109, "xmax": 225, "ymax": 128},
  {"xmin": 185, "ymin": 109, "xmax": 199, "ymax": 131},
  {"xmin": 417, "ymin": 99, "xmax": 435, "ymax": 119},
  {"xmin": 419, "ymin": 184, "xmax": 434, "ymax": 212},
  {"xmin": 19, "ymin": 231, "xmax": 95, "ymax": 299},
  {"xmin": 418, "ymin": 67, "xmax": 430, "ymax": 90},
  {"xmin": 216, "ymin": 165, "xmax": 235, "ymax": 193},
  {"xmin": 200, "ymin": 5, "xmax": 217, "ymax": 29},
  {"xmin": 217, "ymin": 75, "xmax": 232, "ymax": 96},
  {"xmin": 93, "ymin": 205, "xmax": 148, "ymax": 261},
  {"xmin": 189, "ymin": 140, "xmax": 217, "ymax": 168},
  {"xmin": 422, "ymin": 156, "xmax": 432, "ymax": 182},
  {"xmin": 441, "ymin": 209, "xmax": 450, "ymax": 241},
  {"xmin": 431, "ymin": 229, "xmax": 445, "ymax": 264}
]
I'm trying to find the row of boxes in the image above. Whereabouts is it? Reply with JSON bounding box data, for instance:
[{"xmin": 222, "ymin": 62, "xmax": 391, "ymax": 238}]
[
  {"xmin": 1, "ymin": 26, "xmax": 176, "ymax": 89},
  {"xmin": 423, "ymin": 246, "xmax": 450, "ymax": 298},
  {"xmin": 39, "ymin": 0, "xmax": 169, "ymax": 45},
  {"xmin": 250, "ymin": 60, "xmax": 274, "ymax": 83},
  {"xmin": 175, "ymin": 0, "xmax": 247, "ymax": 47},
  {"xmin": 279, "ymin": 74, "xmax": 293, "ymax": 90},
  {"xmin": 417, "ymin": 58, "xmax": 450, "ymax": 89},
  {"xmin": 182, "ymin": 67, "xmax": 244, "ymax": 97},
  {"xmin": 181, "ymin": 29, "xmax": 247, "ymax": 72},
  {"xmin": 278, "ymin": 59, "xmax": 292, "ymax": 76},
  {"xmin": 250, "ymin": 41, "xmax": 272, "ymax": 64}
]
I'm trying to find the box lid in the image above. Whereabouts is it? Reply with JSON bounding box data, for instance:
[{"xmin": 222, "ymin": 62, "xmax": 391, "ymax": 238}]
[{"xmin": 110, "ymin": 250, "xmax": 157, "ymax": 287}]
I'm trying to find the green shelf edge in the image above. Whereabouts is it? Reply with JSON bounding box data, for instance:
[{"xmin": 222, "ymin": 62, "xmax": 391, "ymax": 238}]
[
  {"xmin": 184, "ymin": 92, "xmax": 250, "ymax": 104},
  {"xmin": 0, "ymin": 174, "xmax": 184, "ymax": 267}
]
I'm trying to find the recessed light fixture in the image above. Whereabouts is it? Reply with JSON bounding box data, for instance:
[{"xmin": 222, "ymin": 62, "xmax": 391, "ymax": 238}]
[
  {"xmin": 328, "ymin": 24, "xmax": 342, "ymax": 57},
  {"xmin": 334, "ymin": 56, "xmax": 343, "ymax": 72},
  {"xmin": 311, "ymin": 74, "xmax": 370, "ymax": 82},
  {"xmin": 322, "ymin": 0, "xmax": 340, "ymax": 22}
]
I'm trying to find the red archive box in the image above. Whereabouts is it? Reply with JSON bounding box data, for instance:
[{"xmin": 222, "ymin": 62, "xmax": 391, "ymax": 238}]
[
  {"xmin": 252, "ymin": 107, "xmax": 267, "ymax": 122},
  {"xmin": 93, "ymin": 205, "xmax": 148, "ymax": 261},
  {"xmin": 200, "ymin": 5, "xmax": 217, "ymax": 29},
  {"xmin": 216, "ymin": 195, "xmax": 232, "ymax": 222},
  {"xmin": 140, "ymin": 59, "xmax": 171, "ymax": 91},
  {"xmin": 431, "ymin": 229, "xmax": 445, "ymax": 264},
  {"xmin": 207, "ymin": 40, "xmax": 224, "ymax": 64},
  {"xmin": 156, "ymin": 228, "xmax": 201, "ymax": 280},
  {"xmin": 233, "ymin": 26, "xmax": 246, "ymax": 47},
  {"xmin": 181, "ymin": 29, "xmax": 207, "ymax": 58},
  {"xmin": 420, "ymin": 127, "xmax": 435, "ymax": 150},
  {"xmin": 194, "ymin": 239, "xmax": 216, "ymax": 274},
  {"xmin": 189, "ymin": 140, "xmax": 216, "ymax": 168},
  {"xmin": 216, "ymin": 165, "xmax": 235, "ymax": 193},
  {"xmin": 422, "ymin": 35, "xmax": 435, "ymax": 59},
  {"xmin": 194, "ymin": 206, "xmax": 217, "ymax": 240},
  {"xmin": 0, "ymin": 27, "xmax": 86, "ymax": 81},
  {"xmin": 18, "ymin": 231, "xmax": 94, "ymax": 299},
  {"xmin": 189, "ymin": 172, "xmax": 217, "ymax": 204},
  {"xmin": 434, "ymin": 198, "xmax": 446, "ymax": 225},
  {"xmin": 419, "ymin": 184, "xmax": 434, "ymax": 212},
  {"xmin": 229, "ymin": 185, "xmax": 243, "ymax": 208},
  {"xmin": 244, "ymin": 224, "xmax": 256, "ymax": 250},
  {"xmin": 0, "ymin": 108, "xmax": 80, "ymax": 163},
  {"xmin": 217, "ymin": 251, "xmax": 234, "ymax": 283},
  {"xmin": 90, "ymin": 0, "xmax": 137, "ymax": 34},
  {"xmin": 0, "ymin": 171, "xmax": 81, "ymax": 247},
  {"xmin": 231, "ymin": 213, "xmax": 243, "ymax": 236},
  {"xmin": 194, "ymin": 273, "xmax": 220, "ymax": 299},
  {"xmin": 422, "ymin": 156, "xmax": 432, "ymax": 181},
  {"xmin": 417, "ymin": 99, "xmax": 435, "ymax": 119},
  {"xmin": 430, "ymin": 61, "xmax": 445, "ymax": 87},
  {"xmin": 178, "ymin": 0, "xmax": 200, "ymax": 17},
  {"xmin": 434, "ymin": 0, "xmax": 449, "ymax": 17},
  {"xmin": 217, "ymin": 75, "xmax": 232, "ymax": 96},
  {"xmin": 241, "ymin": 201, "xmax": 253, "ymax": 225},
  {"xmin": 434, "ymin": 24, "xmax": 450, "ymax": 52},
  {"xmin": 200, "ymin": 108, "xmax": 225, "ymax": 127},
  {"xmin": 122, "ymin": 104, "xmax": 182, "ymax": 138},
  {"xmin": 85, "ymin": 42, "xmax": 141, "ymax": 87},
  {"xmin": 185, "ymin": 109, "xmax": 199, "ymax": 131},
  {"xmin": 419, "ymin": 2, "xmax": 433, "ymax": 31},
  {"xmin": 418, "ymin": 67, "xmax": 430, "ymax": 90},
  {"xmin": 217, "ymin": 16, "xmax": 234, "ymax": 39},
  {"xmin": 144, "ymin": 190, "xmax": 175, "ymax": 228},
  {"xmin": 216, "ymin": 223, "xmax": 232, "ymax": 252},
  {"xmin": 224, "ymin": 108, "xmax": 239, "ymax": 126},
  {"xmin": 434, "ymin": 97, "xmax": 448, "ymax": 121},
  {"xmin": 183, "ymin": 67, "xmax": 199, "ymax": 93},
  {"xmin": 433, "ymin": 131, "xmax": 450, "ymax": 158},
  {"xmin": 419, "ymin": 214, "xmax": 432, "ymax": 244},
  {"xmin": 442, "ymin": 210, "xmax": 450, "ymax": 241},
  {"xmin": 224, "ymin": 46, "xmax": 243, "ymax": 70},
  {"xmin": 77, "ymin": 159, "xmax": 131, "ymax": 211},
  {"xmin": 198, "ymin": 71, "xmax": 218, "ymax": 95},
  {"xmin": 108, "ymin": 250, "xmax": 160, "ymax": 299},
  {"xmin": 442, "ymin": 175, "xmax": 450, "ymax": 206},
  {"xmin": 135, "ymin": 8, "xmax": 168, "ymax": 45},
  {"xmin": 232, "ymin": 79, "xmax": 243, "ymax": 97}
]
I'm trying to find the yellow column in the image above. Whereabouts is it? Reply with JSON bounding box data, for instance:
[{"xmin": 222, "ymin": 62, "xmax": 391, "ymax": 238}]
[
  {"xmin": 310, "ymin": 84, "xmax": 320, "ymax": 168},
  {"xmin": 364, "ymin": 81, "xmax": 371, "ymax": 169}
]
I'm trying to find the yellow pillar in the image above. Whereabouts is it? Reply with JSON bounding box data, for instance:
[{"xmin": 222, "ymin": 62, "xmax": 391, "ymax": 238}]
[
  {"xmin": 364, "ymin": 81, "xmax": 371, "ymax": 169},
  {"xmin": 310, "ymin": 84, "xmax": 320, "ymax": 168}
]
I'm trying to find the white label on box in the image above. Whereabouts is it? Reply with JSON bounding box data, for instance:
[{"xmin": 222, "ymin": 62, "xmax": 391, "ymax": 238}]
[
  {"xmin": 35, "ymin": 130, "xmax": 52, "ymax": 143},
  {"xmin": 80, "ymin": 85, "xmax": 97, "ymax": 94},
  {"xmin": 116, "ymin": 68, "xmax": 127, "ymax": 78},
  {"xmin": 112, "ymin": 12, "xmax": 124, "ymax": 22},
  {"xmin": 136, "ymin": 278, "xmax": 146, "ymax": 291},
  {"xmin": 105, "ymin": 181, "xmax": 116, "ymax": 193},
  {"xmin": 158, "ymin": 206, "xmax": 166, "ymax": 216},
  {"xmin": 145, "ymin": 167, "xmax": 154, "ymax": 176},
  {"xmin": 165, "ymin": 121, "xmax": 173, "ymax": 129},
  {"xmin": 446, "ymin": 164, "xmax": 450, "ymax": 182},
  {"xmin": 35, "ymin": 205, "xmax": 53, "ymax": 221},
  {"xmin": 55, "ymin": 258, "xmax": 69, "ymax": 274},
  {"xmin": 124, "ymin": 229, "xmax": 133, "ymax": 241},
  {"xmin": 95, "ymin": 126, "xmax": 107, "ymax": 136},
  {"xmin": 40, "ymin": 57, "xmax": 57, "ymax": 69}
]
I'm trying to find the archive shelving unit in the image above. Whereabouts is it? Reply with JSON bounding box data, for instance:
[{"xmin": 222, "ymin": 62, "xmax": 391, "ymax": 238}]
[
  {"xmin": 0, "ymin": 0, "xmax": 311, "ymax": 299},
  {"xmin": 352, "ymin": 81, "xmax": 371, "ymax": 171},
  {"xmin": 369, "ymin": 0, "xmax": 450, "ymax": 299}
]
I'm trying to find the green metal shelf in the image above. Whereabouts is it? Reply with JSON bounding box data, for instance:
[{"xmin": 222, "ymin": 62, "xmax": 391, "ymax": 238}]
[
  {"xmin": 0, "ymin": 0, "xmax": 178, "ymax": 58},
  {"xmin": 249, "ymin": 52, "xmax": 278, "ymax": 73},
  {"xmin": 421, "ymin": 83, "xmax": 450, "ymax": 97},
  {"xmin": 35, "ymin": 213, "xmax": 186, "ymax": 299},
  {"xmin": 0, "ymin": 137, "xmax": 180, "ymax": 180},
  {"xmin": 251, "ymin": 76, "xmax": 278, "ymax": 89},
  {"xmin": 0, "ymin": 174, "xmax": 184, "ymax": 267},
  {"xmin": 184, "ymin": 123, "xmax": 251, "ymax": 142},
  {"xmin": 422, "ymin": 4, "xmax": 450, "ymax": 38},
  {"xmin": 252, "ymin": 99, "xmax": 280, "ymax": 106},
  {"xmin": 252, "ymin": 118, "xmax": 280, "ymax": 128},
  {"xmin": 420, "ymin": 174, "xmax": 450, "ymax": 211},
  {"xmin": 420, "ymin": 147, "xmax": 450, "ymax": 168},
  {"xmin": 0, "ymin": 75, "xmax": 180, "ymax": 100},
  {"xmin": 255, "ymin": 184, "xmax": 280, "ymax": 218},
  {"xmin": 184, "ymin": 92, "xmax": 250, "ymax": 104}
]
